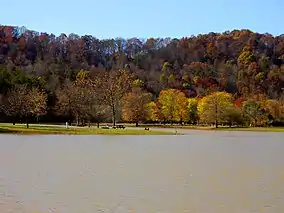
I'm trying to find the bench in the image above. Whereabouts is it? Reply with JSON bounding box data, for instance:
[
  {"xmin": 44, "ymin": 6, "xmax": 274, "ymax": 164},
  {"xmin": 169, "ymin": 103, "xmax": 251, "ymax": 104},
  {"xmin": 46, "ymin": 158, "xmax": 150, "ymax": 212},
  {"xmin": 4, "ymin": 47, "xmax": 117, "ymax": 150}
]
[
  {"xmin": 112, "ymin": 125, "xmax": 125, "ymax": 129},
  {"xmin": 101, "ymin": 126, "xmax": 110, "ymax": 129},
  {"xmin": 116, "ymin": 125, "xmax": 125, "ymax": 129}
]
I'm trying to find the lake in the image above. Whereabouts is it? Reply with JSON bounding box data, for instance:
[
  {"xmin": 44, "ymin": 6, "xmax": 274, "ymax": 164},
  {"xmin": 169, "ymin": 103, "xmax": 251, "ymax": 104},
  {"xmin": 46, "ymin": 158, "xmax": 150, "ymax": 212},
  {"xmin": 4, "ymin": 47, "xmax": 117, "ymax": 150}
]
[{"xmin": 0, "ymin": 131, "xmax": 284, "ymax": 213}]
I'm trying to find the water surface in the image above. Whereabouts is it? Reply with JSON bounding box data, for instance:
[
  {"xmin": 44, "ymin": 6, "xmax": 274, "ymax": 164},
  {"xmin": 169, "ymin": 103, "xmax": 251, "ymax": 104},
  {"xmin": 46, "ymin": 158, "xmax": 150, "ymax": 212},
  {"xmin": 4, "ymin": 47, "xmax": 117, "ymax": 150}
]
[{"xmin": 0, "ymin": 132, "xmax": 284, "ymax": 213}]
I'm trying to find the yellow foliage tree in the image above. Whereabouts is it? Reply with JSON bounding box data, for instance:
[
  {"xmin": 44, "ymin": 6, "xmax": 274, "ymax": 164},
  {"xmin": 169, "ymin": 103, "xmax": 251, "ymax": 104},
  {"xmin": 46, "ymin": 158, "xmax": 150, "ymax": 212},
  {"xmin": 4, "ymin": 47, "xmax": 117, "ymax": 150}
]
[
  {"xmin": 281, "ymin": 104, "xmax": 284, "ymax": 120},
  {"xmin": 197, "ymin": 91, "xmax": 233, "ymax": 128},
  {"xmin": 157, "ymin": 89, "xmax": 188, "ymax": 124},
  {"xmin": 146, "ymin": 101, "xmax": 158, "ymax": 122},
  {"xmin": 264, "ymin": 99, "xmax": 282, "ymax": 120},
  {"xmin": 237, "ymin": 46, "xmax": 255, "ymax": 68},
  {"xmin": 188, "ymin": 98, "xmax": 199, "ymax": 124}
]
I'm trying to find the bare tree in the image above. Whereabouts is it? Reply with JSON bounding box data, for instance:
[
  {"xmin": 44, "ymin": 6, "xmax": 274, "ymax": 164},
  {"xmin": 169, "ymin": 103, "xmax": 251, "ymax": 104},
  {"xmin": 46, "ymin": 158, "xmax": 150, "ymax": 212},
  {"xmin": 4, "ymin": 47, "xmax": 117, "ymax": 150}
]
[
  {"xmin": 55, "ymin": 79, "xmax": 86, "ymax": 125},
  {"xmin": 3, "ymin": 85, "xmax": 29, "ymax": 125},
  {"xmin": 55, "ymin": 71, "xmax": 100, "ymax": 126},
  {"xmin": 3, "ymin": 84, "xmax": 47, "ymax": 127},
  {"xmin": 26, "ymin": 87, "xmax": 48, "ymax": 125},
  {"xmin": 96, "ymin": 69, "xmax": 133, "ymax": 126}
]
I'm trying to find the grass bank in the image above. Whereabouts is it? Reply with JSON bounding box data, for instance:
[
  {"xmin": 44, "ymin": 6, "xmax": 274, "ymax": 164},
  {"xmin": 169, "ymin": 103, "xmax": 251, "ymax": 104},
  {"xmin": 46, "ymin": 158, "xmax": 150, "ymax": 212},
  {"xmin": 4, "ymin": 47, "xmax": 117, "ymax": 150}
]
[
  {"xmin": 215, "ymin": 127, "xmax": 284, "ymax": 132},
  {"xmin": 123, "ymin": 123, "xmax": 284, "ymax": 132},
  {"xmin": 0, "ymin": 124, "xmax": 174, "ymax": 135}
]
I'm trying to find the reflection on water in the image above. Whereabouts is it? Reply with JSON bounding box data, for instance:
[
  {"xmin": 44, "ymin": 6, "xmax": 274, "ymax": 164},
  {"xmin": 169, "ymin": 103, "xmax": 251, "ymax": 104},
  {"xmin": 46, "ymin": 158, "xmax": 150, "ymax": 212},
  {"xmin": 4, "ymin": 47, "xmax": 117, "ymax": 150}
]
[{"xmin": 0, "ymin": 133, "xmax": 284, "ymax": 213}]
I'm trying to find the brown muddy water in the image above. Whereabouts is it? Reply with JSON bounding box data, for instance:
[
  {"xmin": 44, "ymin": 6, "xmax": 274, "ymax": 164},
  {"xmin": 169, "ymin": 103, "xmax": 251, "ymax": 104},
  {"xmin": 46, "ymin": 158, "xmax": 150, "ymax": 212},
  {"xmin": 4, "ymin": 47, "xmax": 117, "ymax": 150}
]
[{"xmin": 0, "ymin": 132, "xmax": 284, "ymax": 213}]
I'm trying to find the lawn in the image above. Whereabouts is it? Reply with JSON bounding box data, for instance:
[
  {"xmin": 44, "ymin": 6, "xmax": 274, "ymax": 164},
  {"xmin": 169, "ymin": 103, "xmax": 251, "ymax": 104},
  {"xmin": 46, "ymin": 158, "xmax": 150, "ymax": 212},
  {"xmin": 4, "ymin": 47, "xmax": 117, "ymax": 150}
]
[
  {"xmin": 124, "ymin": 123, "xmax": 284, "ymax": 132},
  {"xmin": 0, "ymin": 123, "xmax": 174, "ymax": 135},
  {"xmin": 215, "ymin": 126, "xmax": 284, "ymax": 132},
  {"xmin": 162, "ymin": 125, "xmax": 284, "ymax": 132}
]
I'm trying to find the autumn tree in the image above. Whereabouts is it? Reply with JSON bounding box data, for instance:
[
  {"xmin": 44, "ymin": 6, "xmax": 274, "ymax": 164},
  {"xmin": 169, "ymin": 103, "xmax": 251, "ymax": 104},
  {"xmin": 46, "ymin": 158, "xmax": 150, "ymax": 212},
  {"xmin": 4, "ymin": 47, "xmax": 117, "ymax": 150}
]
[
  {"xmin": 121, "ymin": 90, "xmax": 152, "ymax": 126},
  {"xmin": 146, "ymin": 101, "xmax": 158, "ymax": 122},
  {"xmin": 263, "ymin": 99, "xmax": 282, "ymax": 121},
  {"xmin": 242, "ymin": 99, "xmax": 269, "ymax": 126},
  {"xmin": 222, "ymin": 106, "xmax": 244, "ymax": 127},
  {"xmin": 188, "ymin": 98, "xmax": 199, "ymax": 124},
  {"xmin": 157, "ymin": 89, "xmax": 188, "ymax": 124},
  {"xmin": 26, "ymin": 87, "xmax": 48, "ymax": 125},
  {"xmin": 237, "ymin": 46, "xmax": 256, "ymax": 68},
  {"xmin": 176, "ymin": 92, "xmax": 189, "ymax": 123},
  {"xmin": 55, "ymin": 80, "xmax": 84, "ymax": 125},
  {"xmin": 97, "ymin": 69, "xmax": 133, "ymax": 126},
  {"xmin": 197, "ymin": 91, "xmax": 233, "ymax": 128},
  {"xmin": 55, "ymin": 70, "xmax": 99, "ymax": 126},
  {"xmin": 1, "ymin": 85, "xmax": 28, "ymax": 125},
  {"xmin": 2, "ymin": 84, "xmax": 47, "ymax": 127},
  {"xmin": 281, "ymin": 103, "xmax": 284, "ymax": 120},
  {"xmin": 75, "ymin": 70, "xmax": 107, "ymax": 126}
]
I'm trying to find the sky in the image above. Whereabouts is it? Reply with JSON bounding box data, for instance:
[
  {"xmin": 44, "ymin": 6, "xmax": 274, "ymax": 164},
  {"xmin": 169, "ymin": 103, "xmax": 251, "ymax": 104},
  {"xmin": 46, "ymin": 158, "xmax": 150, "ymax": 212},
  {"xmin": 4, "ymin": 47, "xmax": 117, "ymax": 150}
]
[{"xmin": 1, "ymin": 0, "xmax": 283, "ymax": 39}]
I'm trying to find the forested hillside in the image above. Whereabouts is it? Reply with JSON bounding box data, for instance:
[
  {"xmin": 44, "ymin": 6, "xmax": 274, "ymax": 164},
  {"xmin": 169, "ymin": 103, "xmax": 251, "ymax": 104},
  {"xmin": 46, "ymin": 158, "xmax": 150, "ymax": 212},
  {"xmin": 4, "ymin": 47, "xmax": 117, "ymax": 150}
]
[{"xmin": 0, "ymin": 25, "xmax": 284, "ymax": 127}]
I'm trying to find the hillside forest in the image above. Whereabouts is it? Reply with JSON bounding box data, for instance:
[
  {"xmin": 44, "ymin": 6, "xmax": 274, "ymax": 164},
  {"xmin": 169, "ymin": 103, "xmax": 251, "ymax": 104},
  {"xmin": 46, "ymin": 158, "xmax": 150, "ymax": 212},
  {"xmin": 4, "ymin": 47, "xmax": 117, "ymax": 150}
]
[{"xmin": 0, "ymin": 25, "xmax": 284, "ymax": 127}]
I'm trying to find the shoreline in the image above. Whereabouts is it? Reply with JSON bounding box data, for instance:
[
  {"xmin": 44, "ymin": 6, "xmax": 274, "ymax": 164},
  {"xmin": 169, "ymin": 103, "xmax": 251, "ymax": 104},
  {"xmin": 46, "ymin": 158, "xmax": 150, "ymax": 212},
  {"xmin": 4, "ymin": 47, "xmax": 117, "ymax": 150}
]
[
  {"xmin": 124, "ymin": 124, "xmax": 284, "ymax": 132},
  {"xmin": 0, "ymin": 124, "xmax": 175, "ymax": 135},
  {"xmin": 1, "ymin": 123, "xmax": 284, "ymax": 135}
]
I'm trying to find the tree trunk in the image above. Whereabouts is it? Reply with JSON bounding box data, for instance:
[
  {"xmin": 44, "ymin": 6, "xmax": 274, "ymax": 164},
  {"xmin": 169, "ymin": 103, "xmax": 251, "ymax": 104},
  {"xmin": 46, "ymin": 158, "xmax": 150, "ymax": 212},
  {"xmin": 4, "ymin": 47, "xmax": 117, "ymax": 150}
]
[
  {"xmin": 112, "ymin": 104, "xmax": 116, "ymax": 126},
  {"xmin": 76, "ymin": 114, "xmax": 79, "ymax": 126},
  {"xmin": 68, "ymin": 107, "xmax": 72, "ymax": 126},
  {"xmin": 26, "ymin": 120, "xmax": 29, "ymax": 128},
  {"xmin": 215, "ymin": 120, "xmax": 218, "ymax": 128},
  {"xmin": 215, "ymin": 104, "xmax": 218, "ymax": 128},
  {"xmin": 97, "ymin": 122, "xmax": 100, "ymax": 128},
  {"xmin": 135, "ymin": 121, "xmax": 138, "ymax": 127}
]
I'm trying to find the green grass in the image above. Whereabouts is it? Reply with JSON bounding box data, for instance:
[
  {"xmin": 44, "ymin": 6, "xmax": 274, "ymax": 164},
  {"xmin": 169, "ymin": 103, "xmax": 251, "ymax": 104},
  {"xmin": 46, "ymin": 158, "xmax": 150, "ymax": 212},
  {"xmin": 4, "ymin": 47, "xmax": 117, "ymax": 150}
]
[
  {"xmin": 0, "ymin": 123, "xmax": 174, "ymax": 135},
  {"xmin": 155, "ymin": 125, "xmax": 284, "ymax": 132},
  {"xmin": 124, "ymin": 123, "xmax": 284, "ymax": 132},
  {"xmin": 1, "ymin": 123, "xmax": 282, "ymax": 134},
  {"xmin": 215, "ymin": 127, "xmax": 284, "ymax": 132},
  {"xmin": 166, "ymin": 125, "xmax": 284, "ymax": 132},
  {"xmin": 172, "ymin": 125, "xmax": 284, "ymax": 132}
]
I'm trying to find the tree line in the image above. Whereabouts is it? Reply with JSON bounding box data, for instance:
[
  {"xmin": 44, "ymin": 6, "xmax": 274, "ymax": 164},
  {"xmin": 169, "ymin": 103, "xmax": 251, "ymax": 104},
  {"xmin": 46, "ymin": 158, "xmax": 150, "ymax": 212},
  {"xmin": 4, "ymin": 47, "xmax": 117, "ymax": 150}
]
[
  {"xmin": 0, "ymin": 25, "xmax": 284, "ymax": 127},
  {"xmin": 122, "ymin": 89, "xmax": 284, "ymax": 128}
]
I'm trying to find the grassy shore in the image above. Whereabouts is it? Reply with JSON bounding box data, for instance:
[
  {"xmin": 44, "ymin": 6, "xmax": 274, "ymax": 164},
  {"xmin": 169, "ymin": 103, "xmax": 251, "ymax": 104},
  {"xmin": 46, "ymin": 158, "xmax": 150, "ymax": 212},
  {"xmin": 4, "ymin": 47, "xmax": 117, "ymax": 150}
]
[
  {"xmin": 123, "ymin": 123, "xmax": 284, "ymax": 132},
  {"xmin": 1, "ymin": 123, "xmax": 283, "ymax": 134},
  {"xmin": 215, "ymin": 127, "xmax": 284, "ymax": 132},
  {"xmin": 0, "ymin": 124, "xmax": 174, "ymax": 135}
]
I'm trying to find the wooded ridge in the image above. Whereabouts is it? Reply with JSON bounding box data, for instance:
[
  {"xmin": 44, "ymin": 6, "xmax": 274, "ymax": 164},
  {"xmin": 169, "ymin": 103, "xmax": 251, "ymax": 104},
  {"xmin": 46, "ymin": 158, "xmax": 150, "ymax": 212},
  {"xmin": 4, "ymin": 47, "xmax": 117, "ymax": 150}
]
[{"xmin": 0, "ymin": 25, "xmax": 283, "ymax": 127}]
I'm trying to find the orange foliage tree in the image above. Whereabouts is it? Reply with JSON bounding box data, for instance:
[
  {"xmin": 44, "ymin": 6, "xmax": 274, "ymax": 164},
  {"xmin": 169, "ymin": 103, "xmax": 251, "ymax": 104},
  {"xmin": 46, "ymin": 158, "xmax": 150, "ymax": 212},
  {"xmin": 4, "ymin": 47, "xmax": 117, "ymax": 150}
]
[{"xmin": 121, "ymin": 91, "xmax": 152, "ymax": 127}]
